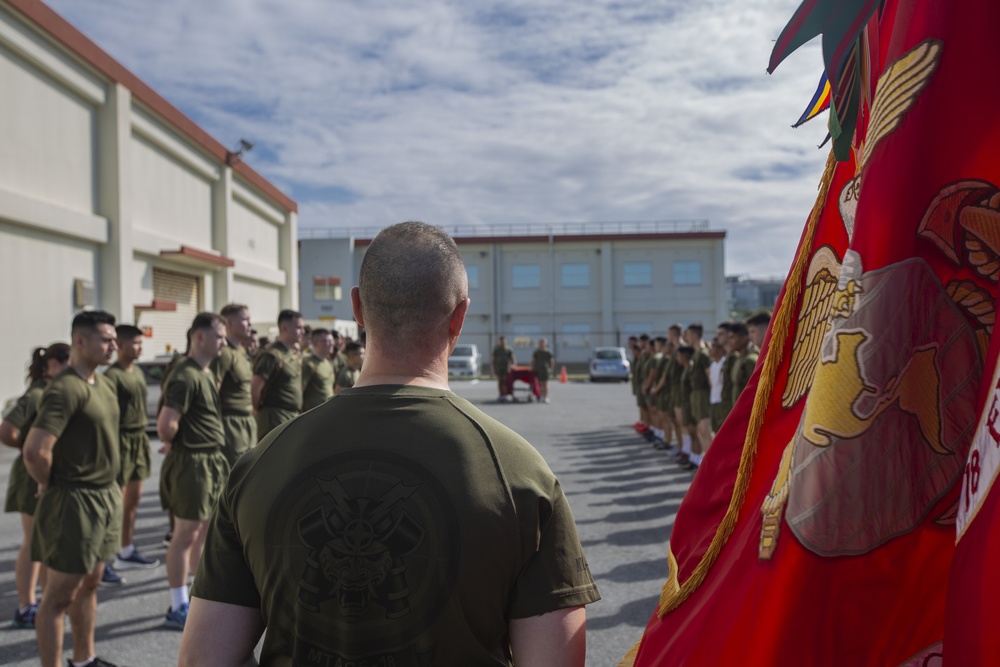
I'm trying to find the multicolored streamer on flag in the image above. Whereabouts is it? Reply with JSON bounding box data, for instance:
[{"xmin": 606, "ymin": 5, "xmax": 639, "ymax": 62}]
[{"xmin": 791, "ymin": 72, "xmax": 831, "ymax": 128}]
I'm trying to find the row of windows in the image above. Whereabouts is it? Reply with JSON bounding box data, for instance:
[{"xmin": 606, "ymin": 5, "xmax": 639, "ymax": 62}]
[{"xmin": 467, "ymin": 261, "xmax": 703, "ymax": 290}]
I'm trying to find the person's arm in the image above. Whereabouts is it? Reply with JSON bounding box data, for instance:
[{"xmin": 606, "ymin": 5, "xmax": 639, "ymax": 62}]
[
  {"xmin": 22, "ymin": 427, "xmax": 57, "ymax": 492},
  {"xmin": 157, "ymin": 406, "xmax": 181, "ymax": 455},
  {"xmin": 251, "ymin": 375, "xmax": 266, "ymax": 411},
  {"xmin": 178, "ymin": 597, "xmax": 264, "ymax": 667},
  {"xmin": 0, "ymin": 421, "xmax": 19, "ymax": 449},
  {"xmin": 509, "ymin": 606, "xmax": 587, "ymax": 667}
]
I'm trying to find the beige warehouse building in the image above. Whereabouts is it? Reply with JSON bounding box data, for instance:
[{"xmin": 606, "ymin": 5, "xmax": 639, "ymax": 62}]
[
  {"xmin": 300, "ymin": 221, "xmax": 727, "ymax": 365},
  {"xmin": 0, "ymin": 0, "xmax": 298, "ymax": 404}
]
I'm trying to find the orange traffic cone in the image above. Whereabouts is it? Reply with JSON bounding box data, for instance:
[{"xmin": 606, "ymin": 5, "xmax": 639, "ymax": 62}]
[{"xmin": 559, "ymin": 366, "xmax": 568, "ymax": 383}]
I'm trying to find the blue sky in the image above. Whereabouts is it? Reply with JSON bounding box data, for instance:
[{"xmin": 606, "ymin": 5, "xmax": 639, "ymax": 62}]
[{"xmin": 46, "ymin": 0, "xmax": 827, "ymax": 277}]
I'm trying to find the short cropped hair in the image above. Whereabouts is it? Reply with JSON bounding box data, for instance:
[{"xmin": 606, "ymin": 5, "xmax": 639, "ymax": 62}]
[
  {"xmin": 686, "ymin": 323, "xmax": 704, "ymax": 337},
  {"xmin": 639, "ymin": 334, "xmax": 650, "ymax": 341},
  {"xmin": 746, "ymin": 312, "xmax": 772, "ymax": 327},
  {"xmin": 220, "ymin": 303, "xmax": 248, "ymax": 318},
  {"xmin": 311, "ymin": 328, "xmax": 330, "ymax": 338},
  {"xmin": 116, "ymin": 324, "xmax": 143, "ymax": 339},
  {"xmin": 278, "ymin": 309, "xmax": 303, "ymax": 325},
  {"xmin": 677, "ymin": 345, "xmax": 695, "ymax": 357},
  {"xmin": 72, "ymin": 310, "xmax": 116, "ymax": 336},
  {"xmin": 717, "ymin": 321, "xmax": 734, "ymax": 332},
  {"xmin": 189, "ymin": 312, "xmax": 224, "ymax": 333},
  {"xmin": 730, "ymin": 321, "xmax": 749, "ymax": 337},
  {"xmin": 358, "ymin": 221, "xmax": 467, "ymax": 343},
  {"xmin": 344, "ymin": 341, "xmax": 364, "ymax": 355},
  {"xmin": 669, "ymin": 324, "xmax": 682, "ymax": 335},
  {"xmin": 655, "ymin": 336, "xmax": 667, "ymax": 344}
]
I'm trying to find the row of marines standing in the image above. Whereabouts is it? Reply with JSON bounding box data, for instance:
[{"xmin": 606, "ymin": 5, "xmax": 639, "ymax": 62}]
[{"xmin": 0, "ymin": 304, "xmax": 364, "ymax": 667}]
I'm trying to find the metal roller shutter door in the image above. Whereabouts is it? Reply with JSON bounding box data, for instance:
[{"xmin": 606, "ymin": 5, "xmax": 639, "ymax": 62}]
[{"xmin": 142, "ymin": 268, "xmax": 200, "ymax": 356}]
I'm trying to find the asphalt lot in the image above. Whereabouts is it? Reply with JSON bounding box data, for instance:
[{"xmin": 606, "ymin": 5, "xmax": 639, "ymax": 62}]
[{"xmin": 0, "ymin": 378, "xmax": 690, "ymax": 666}]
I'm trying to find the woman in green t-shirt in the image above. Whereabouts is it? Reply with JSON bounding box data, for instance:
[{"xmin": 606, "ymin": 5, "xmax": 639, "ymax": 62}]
[{"xmin": 0, "ymin": 342, "xmax": 70, "ymax": 628}]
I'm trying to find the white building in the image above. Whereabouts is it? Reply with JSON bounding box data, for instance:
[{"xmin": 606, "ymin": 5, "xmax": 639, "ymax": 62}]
[
  {"xmin": 300, "ymin": 221, "xmax": 727, "ymax": 365},
  {"xmin": 0, "ymin": 0, "xmax": 298, "ymax": 403}
]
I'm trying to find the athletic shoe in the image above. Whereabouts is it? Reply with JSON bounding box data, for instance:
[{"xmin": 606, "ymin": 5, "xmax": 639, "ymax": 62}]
[
  {"xmin": 114, "ymin": 550, "xmax": 160, "ymax": 570},
  {"xmin": 99, "ymin": 564, "xmax": 125, "ymax": 588},
  {"xmin": 162, "ymin": 532, "xmax": 173, "ymax": 548},
  {"xmin": 682, "ymin": 460, "xmax": 698, "ymax": 471},
  {"xmin": 11, "ymin": 603, "xmax": 37, "ymax": 628},
  {"xmin": 542, "ymin": 397, "xmax": 551, "ymax": 404},
  {"xmin": 66, "ymin": 658, "xmax": 119, "ymax": 667},
  {"xmin": 164, "ymin": 602, "xmax": 189, "ymax": 630}
]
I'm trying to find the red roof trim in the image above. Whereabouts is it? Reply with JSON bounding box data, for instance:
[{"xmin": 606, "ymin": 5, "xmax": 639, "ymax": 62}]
[
  {"xmin": 134, "ymin": 299, "xmax": 176, "ymax": 313},
  {"xmin": 353, "ymin": 231, "xmax": 726, "ymax": 247},
  {"xmin": 159, "ymin": 245, "xmax": 235, "ymax": 268},
  {"xmin": 5, "ymin": 0, "xmax": 297, "ymax": 214}
]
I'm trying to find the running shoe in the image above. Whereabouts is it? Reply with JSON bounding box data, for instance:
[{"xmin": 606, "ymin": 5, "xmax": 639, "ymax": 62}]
[
  {"xmin": 114, "ymin": 550, "xmax": 160, "ymax": 570},
  {"xmin": 65, "ymin": 658, "xmax": 119, "ymax": 666},
  {"xmin": 99, "ymin": 564, "xmax": 125, "ymax": 588},
  {"xmin": 164, "ymin": 602, "xmax": 189, "ymax": 630},
  {"xmin": 11, "ymin": 602, "xmax": 37, "ymax": 628}
]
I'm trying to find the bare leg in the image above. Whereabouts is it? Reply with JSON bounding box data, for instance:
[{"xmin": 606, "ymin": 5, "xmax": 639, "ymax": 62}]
[
  {"xmin": 188, "ymin": 522, "xmax": 208, "ymax": 579},
  {"xmin": 698, "ymin": 419, "xmax": 713, "ymax": 456},
  {"xmin": 121, "ymin": 480, "xmax": 143, "ymax": 548},
  {"xmin": 15, "ymin": 514, "xmax": 40, "ymax": 607},
  {"xmin": 67, "ymin": 562, "xmax": 103, "ymax": 663},
  {"xmin": 167, "ymin": 519, "xmax": 200, "ymax": 590},
  {"xmin": 688, "ymin": 425, "xmax": 702, "ymax": 455},
  {"xmin": 35, "ymin": 568, "xmax": 86, "ymax": 667}
]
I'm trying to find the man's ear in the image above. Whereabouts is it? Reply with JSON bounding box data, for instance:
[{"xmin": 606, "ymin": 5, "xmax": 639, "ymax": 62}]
[
  {"xmin": 448, "ymin": 297, "xmax": 471, "ymax": 339},
  {"xmin": 351, "ymin": 287, "xmax": 366, "ymax": 328}
]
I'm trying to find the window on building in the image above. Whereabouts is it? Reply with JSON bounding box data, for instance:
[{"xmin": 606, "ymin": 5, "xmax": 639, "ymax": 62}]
[
  {"xmin": 561, "ymin": 323, "xmax": 591, "ymax": 347},
  {"xmin": 512, "ymin": 324, "xmax": 542, "ymax": 348},
  {"xmin": 313, "ymin": 276, "xmax": 342, "ymax": 301},
  {"xmin": 561, "ymin": 263, "xmax": 590, "ymax": 288},
  {"xmin": 512, "ymin": 264, "xmax": 541, "ymax": 289},
  {"xmin": 623, "ymin": 262, "xmax": 652, "ymax": 287},
  {"xmin": 674, "ymin": 261, "xmax": 702, "ymax": 286},
  {"xmin": 467, "ymin": 265, "xmax": 479, "ymax": 290}
]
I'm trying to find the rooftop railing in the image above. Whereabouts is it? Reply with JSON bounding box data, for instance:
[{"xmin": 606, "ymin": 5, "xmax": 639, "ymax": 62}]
[{"xmin": 298, "ymin": 219, "xmax": 711, "ymax": 240}]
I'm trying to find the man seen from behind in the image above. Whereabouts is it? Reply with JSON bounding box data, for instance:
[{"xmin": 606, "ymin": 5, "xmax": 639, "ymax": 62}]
[{"xmin": 180, "ymin": 221, "xmax": 600, "ymax": 666}]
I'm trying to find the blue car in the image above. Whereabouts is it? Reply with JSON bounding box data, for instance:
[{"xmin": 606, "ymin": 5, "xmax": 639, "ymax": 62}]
[{"xmin": 589, "ymin": 347, "xmax": 631, "ymax": 382}]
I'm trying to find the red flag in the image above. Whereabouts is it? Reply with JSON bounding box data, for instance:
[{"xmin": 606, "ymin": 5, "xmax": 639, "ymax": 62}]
[{"xmin": 621, "ymin": 0, "xmax": 1000, "ymax": 664}]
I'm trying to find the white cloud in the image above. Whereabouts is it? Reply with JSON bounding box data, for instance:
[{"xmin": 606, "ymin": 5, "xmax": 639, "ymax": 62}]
[{"xmin": 46, "ymin": 0, "xmax": 829, "ymax": 277}]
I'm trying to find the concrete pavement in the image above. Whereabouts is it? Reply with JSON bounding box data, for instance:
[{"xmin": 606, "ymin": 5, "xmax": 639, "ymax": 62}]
[{"xmin": 0, "ymin": 378, "xmax": 690, "ymax": 666}]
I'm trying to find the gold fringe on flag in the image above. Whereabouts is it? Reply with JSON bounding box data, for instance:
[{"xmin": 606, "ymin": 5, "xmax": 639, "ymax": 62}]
[{"xmin": 652, "ymin": 150, "xmax": 839, "ymax": 618}]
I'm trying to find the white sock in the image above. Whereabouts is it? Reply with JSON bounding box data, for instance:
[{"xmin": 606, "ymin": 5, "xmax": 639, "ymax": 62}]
[
  {"xmin": 691, "ymin": 453, "xmax": 702, "ymax": 466},
  {"xmin": 651, "ymin": 428, "xmax": 661, "ymax": 439},
  {"xmin": 682, "ymin": 434, "xmax": 693, "ymax": 454},
  {"xmin": 118, "ymin": 544, "xmax": 135, "ymax": 559},
  {"xmin": 71, "ymin": 658, "xmax": 95, "ymax": 667},
  {"xmin": 170, "ymin": 586, "xmax": 189, "ymax": 611}
]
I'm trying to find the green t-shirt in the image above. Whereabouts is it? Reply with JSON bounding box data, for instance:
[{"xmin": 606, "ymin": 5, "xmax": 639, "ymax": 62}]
[
  {"xmin": 254, "ymin": 342, "xmax": 302, "ymax": 412},
  {"xmin": 4, "ymin": 379, "xmax": 46, "ymax": 447},
  {"xmin": 689, "ymin": 348, "xmax": 711, "ymax": 391},
  {"xmin": 492, "ymin": 345, "xmax": 514, "ymax": 373},
  {"xmin": 104, "ymin": 363, "xmax": 148, "ymax": 431},
  {"xmin": 33, "ymin": 369, "xmax": 120, "ymax": 488},
  {"xmin": 669, "ymin": 352, "xmax": 685, "ymax": 394},
  {"xmin": 331, "ymin": 352, "xmax": 348, "ymax": 379},
  {"xmin": 532, "ymin": 349, "xmax": 553, "ymax": 379},
  {"xmin": 213, "ymin": 341, "xmax": 254, "ymax": 416},
  {"xmin": 731, "ymin": 345, "xmax": 760, "ymax": 404},
  {"xmin": 720, "ymin": 352, "xmax": 737, "ymax": 410},
  {"xmin": 164, "ymin": 357, "xmax": 224, "ymax": 450},
  {"xmin": 335, "ymin": 367, "xmax": 360, "ymax": 391},
  {"xmin": 193, "ymin": 384, "xmax": 600, "ymax": 665},
  {"xmin": 301, "ymin": 354, "xmax": 334, "ymax": 411}
]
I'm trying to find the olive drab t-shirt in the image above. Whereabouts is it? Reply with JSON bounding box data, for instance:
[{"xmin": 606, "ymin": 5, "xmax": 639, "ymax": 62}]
[
  {"xmin": 334, "ymin": 367, "xmax": 360, "ymax": 392},
  {"xmin": 731, "ymin": 344, "xmax": 760, "ymax": 404},
  {"xmin": 689, "ymin": 347, "xmax": 712, "ymax": 391},
  {"xmin": 492, "ymin": 344, "xmax": 514, "ymax": 373},
  {"xmin": 532, "ymin": 349, "xmax": 553, "ymax": 380},
  {"xmin": 32, "ymin": 369, "xmax": 120, "ymax": 488},
  {"xmin": 193, "ymin": 385, "xmax": 601, "ymax": 666},
  {"xmin": 254, "ymin": 342, "xmax": 302, "ymax": 412},
  {"xmin": 213, "ymin": 341, "xmax": 254, "ymax": 416},
  {"xmin": 104, "ymin": 363, "xmax": 148, "ymax": 431},
  {"xmin": 163, "ymin": 357, "xmax": 224, "ymax": 450},
  {"xmin": 5, "ymin": 379, "xmax": 46, "ymax": 447},
  {"xmin": 301, "ymin": 354, "xmax": 334, "ymax": 411}
]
